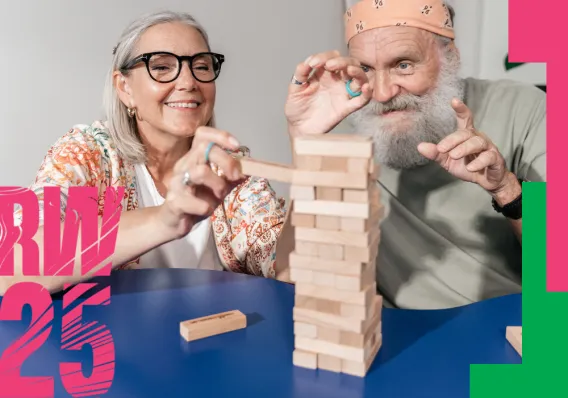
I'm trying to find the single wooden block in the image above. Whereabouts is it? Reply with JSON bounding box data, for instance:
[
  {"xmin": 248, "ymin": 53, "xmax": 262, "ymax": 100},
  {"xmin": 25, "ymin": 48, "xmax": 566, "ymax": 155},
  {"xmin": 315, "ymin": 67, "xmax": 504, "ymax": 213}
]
[
  {"xmin": 296, "ymin": 155, "xmax": 322, "ymax": 171},
  {"xmin": 296, "ymin": 227, "xmax": 374, "ymax": 248},
  {"xmin": 291, "ymin": 213, "xmax": 316, "ymax": 228},
  {"xmin": 289, "ymin": 268, "xmax": 314, "ymax": 283},
  {"xmin": 293, "ymin": 135, "xmax": 373, "ymax": 158},
  {"xmin": 295, "ymin": 332, "xmax": 379, "ymax": 362},
  {"xmin": 343, "ymin": 230, "xmax": 381, "ymax": 263},
  {"xmin": 317, "ymin": 243, "xmax": 344, "ymax": 260},
  {"xmin": 239, "ymin": 158, "xmax": 294, "ymax": 183},
  {"xmin": 311, "ymin": 271, "xmax": 337, "ymax": 288},
  {"xmin": 294, "ymin": 321, "xmax": 318, "ymax": 338},
  {"xmin": 347, "ymin": 158, "xmax": 370, "ymax": 174},
  {"xmin": 317, "ymin": 326, "xmax": 341, "ymax": 344},
  {"xmin": 343, "ymin": 185, "xmax": 381, "ymax": 204},
  {"xmin": 180, "ymin": 310, "xmax": 247, "ymax": 342},
  {"xmin": 288, "ymin": 252, "xmax": 369, "ymax": 276},
  {"xmin": 506, "ymin": 326, "xmax": 522, "ymax": 357},
  {"xmin": 295, "ymin": 281, "xmax": 376, "ymax": 306},
  {"xmin": 317, "ymin": 353, "xmax": 342, "ymax": 372},
  {"xmin": 340, "ymin": 319, "xmax": 382, "ymax": 348},
  {"xmin": 316, "ymin": 187, "xmax": 343, "ymax": 201},
  {"xmin": 339, "ymin": 207, "xmax": 383, "ymax": 233},
  {"xmin": 335, "ymin": 263, "xmax": 376, "ymax": 292},
  {"xmin": 341, "ymin": 331, "xmax": 382, "ymax": 377},
  {"xmin": 315, "ymin": 215, "xmax": 341, "ymax": 231},
  {"xmin": 293, "ymin": 170, "xmax": 369, "ymax": 190},
  {"xmin": 294, "ymin": 200, "xmax": 371, "ymax": 219},
  {"xmin": 290, "ymin": 185, "xmax": 315, "ymax": 201},
  {"xmin": 321, "ymin": 156, "xmax": 349, "ymax": 172},
  {"xmin": 295, "ymin": 241, "xmax": 319, "ymax": 257},
  {"xmin": 295, "ymin": 295, "xmax": 319, "ymax": 311},
  {"xmin": 293, "ymin": 349, "xmax": 317, "ymax": 369}
]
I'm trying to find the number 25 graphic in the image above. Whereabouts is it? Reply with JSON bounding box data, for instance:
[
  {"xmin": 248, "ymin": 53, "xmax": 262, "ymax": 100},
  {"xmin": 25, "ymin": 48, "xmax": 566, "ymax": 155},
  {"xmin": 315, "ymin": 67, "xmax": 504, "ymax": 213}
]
[{"xmin": 0, "ymin": 282, "xmax": 115, "ymax": 397}]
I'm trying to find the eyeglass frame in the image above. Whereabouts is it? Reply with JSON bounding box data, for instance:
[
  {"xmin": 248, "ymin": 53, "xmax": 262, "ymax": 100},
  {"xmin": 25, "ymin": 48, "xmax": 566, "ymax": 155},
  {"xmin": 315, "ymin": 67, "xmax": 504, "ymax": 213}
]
[{"xmin": 120, "ymin": 51, "xmax": 225, "ymax": 83}]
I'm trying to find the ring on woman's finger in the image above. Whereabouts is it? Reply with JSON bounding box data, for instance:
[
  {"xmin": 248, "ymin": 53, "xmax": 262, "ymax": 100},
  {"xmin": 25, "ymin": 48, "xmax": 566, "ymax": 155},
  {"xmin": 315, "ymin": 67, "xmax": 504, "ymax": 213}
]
[
  {"xmin": 291, "ymin": 75, "xmax": 306, "ymax": 85},
  {"xmin": 204, "ymin": 142, "xmax": 216, "ymax": 164},
  {"xmin": 182, "ymin": 171, "xmax": 192, "ymax": 186},
  {"xmin": 346, "ymin": 79, "xmax": 362, "ymax": 99}
]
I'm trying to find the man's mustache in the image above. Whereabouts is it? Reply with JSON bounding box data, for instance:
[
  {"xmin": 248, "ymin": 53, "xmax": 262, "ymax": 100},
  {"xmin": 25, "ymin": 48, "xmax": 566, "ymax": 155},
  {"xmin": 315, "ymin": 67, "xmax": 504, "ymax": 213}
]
[{"xmin": 365, "ymin": 94, "xmax": 425, "ymax": 115}]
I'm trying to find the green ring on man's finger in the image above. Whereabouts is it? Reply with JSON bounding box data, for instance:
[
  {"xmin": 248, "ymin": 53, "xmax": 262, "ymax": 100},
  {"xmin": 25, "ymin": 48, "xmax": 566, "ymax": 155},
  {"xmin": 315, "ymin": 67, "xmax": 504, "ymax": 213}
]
[{"xmin": 346, "ymin": 79, "xmax": 362, "ymax": 98}]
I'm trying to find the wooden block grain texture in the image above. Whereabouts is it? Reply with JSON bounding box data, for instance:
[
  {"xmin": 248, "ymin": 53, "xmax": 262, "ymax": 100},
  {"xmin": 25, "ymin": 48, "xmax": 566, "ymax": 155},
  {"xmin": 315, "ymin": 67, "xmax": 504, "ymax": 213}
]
[{"xmin": 180, "ymin": 310, "xmax": 247, "ymax": 342}]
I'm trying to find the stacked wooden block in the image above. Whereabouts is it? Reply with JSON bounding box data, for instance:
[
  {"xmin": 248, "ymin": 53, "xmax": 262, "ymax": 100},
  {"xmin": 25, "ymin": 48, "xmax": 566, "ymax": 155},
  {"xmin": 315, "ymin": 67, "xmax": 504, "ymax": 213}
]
[{"xmin": 289, "ymin": 134, "xmax": 384, "ymax": 377}]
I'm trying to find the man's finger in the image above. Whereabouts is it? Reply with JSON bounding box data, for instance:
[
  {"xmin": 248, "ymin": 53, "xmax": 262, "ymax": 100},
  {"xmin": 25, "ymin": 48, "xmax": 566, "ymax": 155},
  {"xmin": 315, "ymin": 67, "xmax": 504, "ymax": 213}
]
[
  {"xmin": 344, "ymin": 65, "xmax": 368, "ymax": 93},
  {"xmin": 466, "ymin": 151, "xmax": 498, "ymax": 172},
  {"xmin": 346, "ymin": 82, "xmax": 373, "ymax": 111},
  {"xmin": 289, "ymin": 62, "xmax": 313, "ymax": 94},
  {"xmin": 451, "ymin": 98, "xmax": 474, "ymax": 130},
  {"xmin": 324, "ymin": 56, "xmax": 361, "ymax": 72},
  {"xmin": 418, "ymin": 142, "xmax": 445, "ymax": 163},
  {"xmin": 437, "ymin": 129, "xmax": 475, "ymax": 153},
  {"xmin": 304, "ymin": 50, "xmax": 342, "ymax": 69},
  {"xmin": 448, "ymin": 135, "xmax": 489, "ymax": 160}
]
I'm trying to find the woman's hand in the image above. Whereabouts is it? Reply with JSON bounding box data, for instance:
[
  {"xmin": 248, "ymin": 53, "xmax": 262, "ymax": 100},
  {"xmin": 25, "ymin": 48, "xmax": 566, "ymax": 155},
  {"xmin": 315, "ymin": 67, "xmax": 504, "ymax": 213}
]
[
  {"xmin": 156, "ymin": 126, "xmax": 246, "ymax": 239},
  {"xmin": 284, "ymin": 50, "xmax": 373, "ymax": 138}
]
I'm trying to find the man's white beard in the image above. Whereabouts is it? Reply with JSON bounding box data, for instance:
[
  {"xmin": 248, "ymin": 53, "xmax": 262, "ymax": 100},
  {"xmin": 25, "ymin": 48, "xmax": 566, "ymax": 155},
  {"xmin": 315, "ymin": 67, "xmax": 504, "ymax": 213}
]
[{"xmin": 347, "ymin": 53, "xmax": 465, "ymax": 170}]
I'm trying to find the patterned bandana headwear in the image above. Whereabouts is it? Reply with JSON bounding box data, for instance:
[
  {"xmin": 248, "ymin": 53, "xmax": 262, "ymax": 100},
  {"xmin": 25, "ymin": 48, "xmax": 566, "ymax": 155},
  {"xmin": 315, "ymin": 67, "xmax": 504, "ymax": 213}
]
[{"xmin": 344, "ymin": 0, "xmax": 455, "ymax": 44}]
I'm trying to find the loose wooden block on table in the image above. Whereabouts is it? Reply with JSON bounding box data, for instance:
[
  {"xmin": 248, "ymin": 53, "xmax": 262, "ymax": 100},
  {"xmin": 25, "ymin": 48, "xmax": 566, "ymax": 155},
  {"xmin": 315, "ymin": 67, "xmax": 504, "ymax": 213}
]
[
  {"xmin": 506, "ymin": 326, "xmax": 522, "ymax": 357},
  {"xmin": 180, "ymin": 310, "xmax": 247, "ymax": 342}
]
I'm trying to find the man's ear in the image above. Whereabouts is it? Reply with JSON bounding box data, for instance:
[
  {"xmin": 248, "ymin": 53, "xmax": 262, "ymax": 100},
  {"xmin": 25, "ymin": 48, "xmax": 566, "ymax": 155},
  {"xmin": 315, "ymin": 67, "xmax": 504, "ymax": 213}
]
[{"xmin": 113, "ymin": 71, "xmax": 134, "ymax": 108}]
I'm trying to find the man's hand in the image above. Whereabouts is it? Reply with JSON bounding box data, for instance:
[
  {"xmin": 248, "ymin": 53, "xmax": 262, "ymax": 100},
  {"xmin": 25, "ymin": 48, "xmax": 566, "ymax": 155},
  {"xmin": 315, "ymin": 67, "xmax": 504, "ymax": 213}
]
[
  {"xmin": 284, "ymin": 50, "xmax": 373, "ymax": 138},
  {"xmin": 417, "ymin": 98, "xmax": 521, "ymax": 206}
]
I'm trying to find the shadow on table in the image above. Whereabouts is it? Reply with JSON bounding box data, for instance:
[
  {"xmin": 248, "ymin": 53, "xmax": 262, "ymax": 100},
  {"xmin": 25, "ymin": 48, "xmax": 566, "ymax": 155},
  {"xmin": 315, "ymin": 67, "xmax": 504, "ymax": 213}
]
[{"xmin": 372, "ymin": 305, "xmax": 466, "ymax": 368}]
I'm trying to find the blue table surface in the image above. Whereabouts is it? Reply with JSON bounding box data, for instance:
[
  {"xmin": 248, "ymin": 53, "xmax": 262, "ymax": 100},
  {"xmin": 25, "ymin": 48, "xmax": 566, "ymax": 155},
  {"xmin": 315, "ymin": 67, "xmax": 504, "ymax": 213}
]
[{"xmin": 0, "ymin": 269, "xmax": 522, "ymax": 398}]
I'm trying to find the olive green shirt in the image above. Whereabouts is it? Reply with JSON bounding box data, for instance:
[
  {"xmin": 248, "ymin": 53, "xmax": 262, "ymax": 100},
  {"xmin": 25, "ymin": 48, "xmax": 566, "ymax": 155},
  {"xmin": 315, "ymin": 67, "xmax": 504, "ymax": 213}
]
[{"xmin": 376, "ymin": 77, "xmax": 546, "ymax": 309}]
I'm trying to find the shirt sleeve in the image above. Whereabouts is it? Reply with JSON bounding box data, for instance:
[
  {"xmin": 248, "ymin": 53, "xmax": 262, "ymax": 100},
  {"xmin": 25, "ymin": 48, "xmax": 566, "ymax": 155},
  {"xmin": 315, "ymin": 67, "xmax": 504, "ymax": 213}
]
[
  {"xmin": 513, "ymin": 93, "xmax": 546, "ymax": 182},
  {"xmin": 210, "ymin": 148, "xmax": 288, "ymax": 278},
  {"xmin": 14, "ymin": 128, "xmax": 104, "ymax": 227}
]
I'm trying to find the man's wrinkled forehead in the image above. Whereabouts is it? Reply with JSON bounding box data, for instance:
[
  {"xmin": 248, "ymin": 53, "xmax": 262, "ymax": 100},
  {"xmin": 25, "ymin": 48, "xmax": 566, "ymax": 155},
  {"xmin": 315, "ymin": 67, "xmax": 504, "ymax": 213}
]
[{"xmin": 348, "ymin": 26, "xmax": 436, "ymax": 65}]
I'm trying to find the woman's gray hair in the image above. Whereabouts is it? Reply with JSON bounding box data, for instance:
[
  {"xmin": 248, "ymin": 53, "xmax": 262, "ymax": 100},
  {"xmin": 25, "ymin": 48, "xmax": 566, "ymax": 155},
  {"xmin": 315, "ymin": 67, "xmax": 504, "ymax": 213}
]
[{"xmin": 102, "ymin": 10, "xmax": 216, "ymax": 164}]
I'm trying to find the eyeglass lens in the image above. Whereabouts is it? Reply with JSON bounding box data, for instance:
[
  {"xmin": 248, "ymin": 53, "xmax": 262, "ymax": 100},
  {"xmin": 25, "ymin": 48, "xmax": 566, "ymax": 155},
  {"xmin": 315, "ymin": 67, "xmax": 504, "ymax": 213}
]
[{"xmin": 148, "ymin": 53, "xmax": 221, "ymax": 82}]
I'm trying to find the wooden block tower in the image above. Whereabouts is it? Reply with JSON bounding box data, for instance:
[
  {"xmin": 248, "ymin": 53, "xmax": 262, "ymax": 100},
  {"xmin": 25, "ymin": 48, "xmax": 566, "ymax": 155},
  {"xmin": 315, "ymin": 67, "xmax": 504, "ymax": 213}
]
[{"xmin": 289, "ymin": 134, "xmax": 384, "ymax": 377}]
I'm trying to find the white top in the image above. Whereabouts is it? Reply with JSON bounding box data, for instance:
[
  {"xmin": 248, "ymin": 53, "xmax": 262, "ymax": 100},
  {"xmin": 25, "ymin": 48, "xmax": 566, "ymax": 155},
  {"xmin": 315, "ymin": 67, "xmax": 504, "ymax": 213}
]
[{"xmin": 133, "ymin": 163, "xmax": 223, "ymax": 271}]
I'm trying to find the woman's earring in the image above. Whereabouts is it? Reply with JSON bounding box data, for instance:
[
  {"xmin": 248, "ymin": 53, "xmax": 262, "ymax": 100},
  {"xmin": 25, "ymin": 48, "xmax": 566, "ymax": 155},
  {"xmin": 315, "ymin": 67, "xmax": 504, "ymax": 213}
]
[{"xmin": 127, "ymin": 107, "xmax": 136, "ymax": 118}]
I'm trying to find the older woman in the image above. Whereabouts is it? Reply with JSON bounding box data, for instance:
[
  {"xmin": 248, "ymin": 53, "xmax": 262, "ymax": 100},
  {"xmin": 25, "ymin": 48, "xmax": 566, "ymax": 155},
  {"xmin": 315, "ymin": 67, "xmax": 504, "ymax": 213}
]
[{"xmin": 2, "ymin": 10, "xmax": 292, "ymax": 294}]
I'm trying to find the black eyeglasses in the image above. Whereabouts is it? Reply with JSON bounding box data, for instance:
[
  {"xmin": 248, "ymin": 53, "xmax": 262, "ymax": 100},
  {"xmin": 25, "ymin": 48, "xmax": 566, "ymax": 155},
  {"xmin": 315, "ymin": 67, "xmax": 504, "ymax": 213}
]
[{"xmin": 121, "ymin": 51, "xmax": 225, "ymax": 83}]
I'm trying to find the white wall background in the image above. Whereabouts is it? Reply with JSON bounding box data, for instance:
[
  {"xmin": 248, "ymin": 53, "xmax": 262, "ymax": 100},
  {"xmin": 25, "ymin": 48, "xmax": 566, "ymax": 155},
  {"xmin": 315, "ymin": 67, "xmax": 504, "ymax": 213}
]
[{"xmin": 0, "ymin": 0, "xmax": 349, "ymax": 199}]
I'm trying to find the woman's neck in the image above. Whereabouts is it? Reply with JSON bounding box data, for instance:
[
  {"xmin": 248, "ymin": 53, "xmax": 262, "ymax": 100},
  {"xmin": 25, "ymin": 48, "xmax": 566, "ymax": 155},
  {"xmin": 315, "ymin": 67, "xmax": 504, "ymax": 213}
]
[{"xmin": 139, "ymin": 127, "xmax": 193, "ymax": 186}]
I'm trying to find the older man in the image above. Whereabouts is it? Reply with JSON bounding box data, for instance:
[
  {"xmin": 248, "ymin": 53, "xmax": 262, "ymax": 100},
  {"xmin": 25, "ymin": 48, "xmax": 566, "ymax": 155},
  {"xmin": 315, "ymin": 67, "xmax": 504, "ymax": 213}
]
[{"xmin": 284, "ymin": 0, "xmax": 545, "ymax": 309}]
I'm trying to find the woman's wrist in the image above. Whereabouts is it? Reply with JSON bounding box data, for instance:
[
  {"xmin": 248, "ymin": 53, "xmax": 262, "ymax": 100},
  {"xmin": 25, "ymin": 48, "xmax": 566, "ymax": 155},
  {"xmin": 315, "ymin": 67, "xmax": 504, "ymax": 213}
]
[{"xmin": 151, "ymin": 204, "xmax": 193, "ymax": 242}]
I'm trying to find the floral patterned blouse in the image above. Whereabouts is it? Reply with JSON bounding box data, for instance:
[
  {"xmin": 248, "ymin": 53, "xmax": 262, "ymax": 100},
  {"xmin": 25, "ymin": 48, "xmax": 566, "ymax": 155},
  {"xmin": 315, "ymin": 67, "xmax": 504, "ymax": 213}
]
[{"xmin": 17, "ymin": 121, "xmax": 287, "ymax": 278}]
